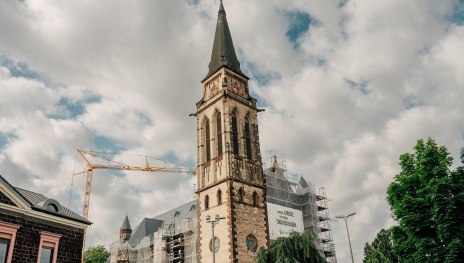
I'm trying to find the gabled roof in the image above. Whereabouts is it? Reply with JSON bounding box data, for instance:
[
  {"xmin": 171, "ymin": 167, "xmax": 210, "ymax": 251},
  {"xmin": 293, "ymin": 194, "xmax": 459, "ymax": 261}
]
[
  {"xmin": 0, "ymin": 174, "xmax": 91, "ymax": 225},
  {"xmin": 203, "ymin": 0, "xmax": 247, "ymax": 81},
  {"xmin": 15, "ymin": 187, "xmax": 89, "ymax": 223}
]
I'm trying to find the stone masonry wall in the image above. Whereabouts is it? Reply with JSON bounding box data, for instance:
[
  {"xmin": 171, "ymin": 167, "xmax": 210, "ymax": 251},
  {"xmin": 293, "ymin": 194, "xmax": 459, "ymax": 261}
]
[
  {"xmin": 232, "ymin": 183, "xmax": 268, "ymax": 263},
  {"xmin": 0, "ymin": 209, "xmax": 84, "ymax": 262}
]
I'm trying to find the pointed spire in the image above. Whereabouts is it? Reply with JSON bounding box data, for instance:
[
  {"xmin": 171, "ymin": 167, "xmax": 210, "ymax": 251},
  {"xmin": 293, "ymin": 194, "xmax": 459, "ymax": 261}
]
[
  {"xmin": 204, "ymin": 0, "xmax": 246, "ymax": 80},
  {"xmin": 120, "ymin": 214, "xmax": 131, "ymax": 230},
  {"xmin": 219, "ymin": 0, "xmax": 225, "ymax": 14}
]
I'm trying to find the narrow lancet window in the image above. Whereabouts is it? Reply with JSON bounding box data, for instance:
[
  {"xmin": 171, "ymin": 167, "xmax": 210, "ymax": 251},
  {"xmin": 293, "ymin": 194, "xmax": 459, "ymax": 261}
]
[
  {"xmin": 205, "ymin": 195, "xmax": 209, "ymax": 210},
  {"xmin": 217, "ymin": 113, "xmax": 223, "ymax": 156},
  {"xmin": 244, "ymin": 118, "xmax": 252, "ymax": 160},
  {"xmin": 252, "ymin": 192, "xmax": 258, "ymax": 207},
  {"xmin": 217, "ymin": 190, "xmax": 222, "ymax": 205},
  {"xmin": 206, "ymin": 119, "xmax": 211, "ymax": 161},
  {"xmin": 231, "ymin": 112, "xmax": 239, "ymax": 156},
  {"xmin": 238, "ymin": 187, "xmax": 244, "ymax": 203}
]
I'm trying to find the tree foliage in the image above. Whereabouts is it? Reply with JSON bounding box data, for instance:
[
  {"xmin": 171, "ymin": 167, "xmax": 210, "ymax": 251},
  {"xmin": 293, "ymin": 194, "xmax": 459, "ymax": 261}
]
[
  {"xmin": 255, "ymin": 232, "xmax": 326, "ymax": 263},
  {"xmin": 363, "ymin": 228, "xmax": 398, "ymax": 263},
  {"xmin": 386, "ymin": 138, "xmax": 464, "ymax": 262},
  {"xmin": 83, "ymin": 244, "xmax": 110, "ymax": 263}
]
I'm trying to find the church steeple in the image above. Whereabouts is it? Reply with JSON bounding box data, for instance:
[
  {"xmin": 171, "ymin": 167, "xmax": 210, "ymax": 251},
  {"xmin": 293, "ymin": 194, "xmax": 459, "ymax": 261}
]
[
  {"xmin": 205, "ymin": 0, "xmax": 246, "ymax": 80},
  {"xmin": 196, "ymin": 2, "xmax": 268, "ymax": 262},
  {"xmin": 119, "ymin": 215, "xmax": 132, "ymax": 241}
]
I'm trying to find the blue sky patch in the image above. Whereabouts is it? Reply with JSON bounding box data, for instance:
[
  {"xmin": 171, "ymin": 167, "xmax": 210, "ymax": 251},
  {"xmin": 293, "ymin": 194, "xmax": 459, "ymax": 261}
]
[
  {"xmin": 94, "ymin": 135, "xmax": 124, "ymax": 153},
  {"xmin": 402, "ymin": 95, "xmax": 423, "ymax": 109},
  {"xmin": 449, "ymin": 0, "xmax": 464, "ymax": 25},
  {"xmin": 1, "ymin": 58, "xmax": 43, "ymax": 81},
  {"xmin": 48, "ymin": 95, "xmax": 101, "ymax": 120},
  {"xmin": 345, "ymin": 79, "xmax": 370, "ymax": 95},
  {"xmin": 284, "ymin": 11, "xmax": 314, "ymax": 46},
  {"xmin": 185, "ymin": 0, "xmax": 200, "ymax": 6},
  {"xmin": 0, "ymin": 133, "xmax": 16, "ymax": 149},
  {"xmin": 241, "ymin": 60, "xmax": 281, "ymax": 87}
]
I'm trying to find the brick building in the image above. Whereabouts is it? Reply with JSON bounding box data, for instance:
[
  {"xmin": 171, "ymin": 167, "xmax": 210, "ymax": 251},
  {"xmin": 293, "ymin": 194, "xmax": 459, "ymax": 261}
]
[{"xmin": 0, "ymin": 175, "xmax": 91, "ymax": 263}]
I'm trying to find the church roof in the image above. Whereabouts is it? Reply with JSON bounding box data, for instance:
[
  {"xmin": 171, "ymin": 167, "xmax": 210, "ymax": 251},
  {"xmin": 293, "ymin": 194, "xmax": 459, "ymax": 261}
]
[
  {"xmin": 204, "ymin": 0, "xmax": 247, "ymax": 81},
  {"xmin": 128, "ymin": 218, "xmax": 163, "ymax": 245},
  {"xmin": 120, "ymin": 214, "xmax": 131, "ymax": 230}
]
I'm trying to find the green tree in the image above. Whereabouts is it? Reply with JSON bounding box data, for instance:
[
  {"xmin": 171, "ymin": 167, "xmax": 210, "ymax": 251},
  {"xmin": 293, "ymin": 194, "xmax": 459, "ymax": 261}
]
[
  {"xmin": 83, "ymin": 244, "xmax": 110, "ymax": 263},
  {"xmin": 386, "ymin": 138, "xmax": 464, "ymax": 262},
  {"xmin": 255, "ymin": 232, "xmax": 326, "ymax": 263},
  {"xmin": 363, "ymin": 228, "xmax": 398, "ymax": 263}
]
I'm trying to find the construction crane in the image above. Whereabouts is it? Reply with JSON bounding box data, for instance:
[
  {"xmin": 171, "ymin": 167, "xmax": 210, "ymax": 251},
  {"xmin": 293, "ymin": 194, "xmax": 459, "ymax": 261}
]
[{"xmin": 73, "ymin": 149, "xmax": 196, "ymax": 261}]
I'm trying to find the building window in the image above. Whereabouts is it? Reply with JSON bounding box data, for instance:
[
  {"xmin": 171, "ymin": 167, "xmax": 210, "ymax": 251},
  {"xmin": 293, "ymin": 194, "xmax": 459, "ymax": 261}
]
[
  {"xmin": 246, "ymin": 234, "xmax": 258, "ymax": 252},
  {"xmin": 205, "ymin": 119, "xmax": 211, "ymax": 162},
  {"xmin": 0, "ymin": 238, "xmax": 9, "ymax": 263},
  {"xmin": 238, "ymin": 187, "xmax": 244, "ymax": 203},
  {"xmin": 205, "ymin": 195, "xmax": 209, "ymax": 210},
  {"xmin": 252, "ymin": 191, "xmax": 258, "ymax": 207},
  {"xmin": 231, "ymin": 112, "xmax": 239, "ymax": 156},
  {"xmin": 39, "ymin": 248, "xmax": 53, "ymax": 263},
  {"xmin": 0, "ymin": 221, "xmax": 20, "ymax": 263},
  {"xmin": 244, "ymin": 118, "xmax": 252, "ymax": 160},
  {"xmin": 217, "ymin": 190, "xmax": 222, "ymax": 205},
  {"xmin": 37, "ymin": 232, "xmax": 61, "ymax": 263},
  {"xmin": 216, "ymin": 113, "xmax": 223, "ymax": 156}
]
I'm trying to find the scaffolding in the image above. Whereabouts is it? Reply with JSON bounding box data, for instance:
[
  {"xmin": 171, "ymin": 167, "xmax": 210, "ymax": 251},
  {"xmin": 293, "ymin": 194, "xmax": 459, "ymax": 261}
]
[{"xmin": 264, "ymin": 156, "xmax": 337, "ymax": 263}]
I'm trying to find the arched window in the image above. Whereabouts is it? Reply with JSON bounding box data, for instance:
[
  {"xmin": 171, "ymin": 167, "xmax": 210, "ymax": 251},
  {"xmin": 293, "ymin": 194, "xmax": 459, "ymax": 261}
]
[
  {"xmin": 231, "ymin": 112, "xmax": 239, "ymax": 156},
  {"xmin": 216, "ymin": 113, "xmax": 223, "ymax": 156},
  {"xmin": 205, "ymin": 119, "xmax": 211, "ymax": 162},
  {"xmin": 244, "ymin": 117, "xmax": 252, "ymax": 160},
  {"xmin": 205, "ymin": 195, "xmax": 209, "ymax": 210},
  {"xmin": 217, "ymin": 189, "xmax": 222, "ymax": 205},
  {"xmin": 238, "ymin": 187, "xmax": 244, "ymax": 203},
  {"xmin": 252, "ymin": 192, "xmax": 258, "ymax": 207}
]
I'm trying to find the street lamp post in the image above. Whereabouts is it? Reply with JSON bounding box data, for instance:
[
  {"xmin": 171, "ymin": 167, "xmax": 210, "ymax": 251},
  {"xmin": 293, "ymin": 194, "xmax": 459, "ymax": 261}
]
[
  {"xmin": 335, "ymin": 212, "xmax": 356, "ymax": 263},
  {"xmin": 206, "ymin": 214, "xmax": 225, "ymax": 263}
]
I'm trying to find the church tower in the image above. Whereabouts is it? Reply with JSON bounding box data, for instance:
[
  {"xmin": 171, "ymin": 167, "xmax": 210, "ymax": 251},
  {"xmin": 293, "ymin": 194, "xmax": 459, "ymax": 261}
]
[
  {"xmin": 120, "ymin": 215, "xmax": 132, "ymax": 241},
  {"xmin": 196, "ymin": 1, "xmax": 269, "ymax": 262}
]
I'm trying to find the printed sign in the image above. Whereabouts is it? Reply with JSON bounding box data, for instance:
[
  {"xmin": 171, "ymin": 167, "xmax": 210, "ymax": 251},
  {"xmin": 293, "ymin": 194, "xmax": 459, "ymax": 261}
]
[{"xmin": 267, "ymin": 203, "xmax": 304, "ymax": 240}]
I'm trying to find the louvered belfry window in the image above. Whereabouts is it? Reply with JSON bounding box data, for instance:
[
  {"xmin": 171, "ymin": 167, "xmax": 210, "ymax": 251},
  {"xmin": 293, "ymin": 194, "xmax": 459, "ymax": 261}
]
[
  {"xmin": 216, "ymin": 113, "xmax": 223, "ymax": 156},
  {"xmin": 205, "ymin": 119, "xmax": 211, "ymax": 161},
  {"xmin": 231, "ymin": 112, "xmax": 239, "ymax": 156},
  {"xmin": 244, "ymin": 118, "xmax": 252, "ymax": 160}
]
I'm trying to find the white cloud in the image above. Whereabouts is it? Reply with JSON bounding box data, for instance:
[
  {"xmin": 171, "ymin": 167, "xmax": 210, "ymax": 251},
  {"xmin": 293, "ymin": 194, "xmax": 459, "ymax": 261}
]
[{"xmin": 0, "ymin": 0, "xmax": 463, "ymax": 262}]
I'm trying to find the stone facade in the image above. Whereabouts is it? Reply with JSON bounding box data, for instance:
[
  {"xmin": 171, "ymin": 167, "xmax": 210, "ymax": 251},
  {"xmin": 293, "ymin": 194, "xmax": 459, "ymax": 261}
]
[
  {"xmin": 196, "ymin": 68, "xmax": 269, "ymax": 262},
  {"xmin": 0, "ymin": 210, "xmax": 84, "ymax": 262}
]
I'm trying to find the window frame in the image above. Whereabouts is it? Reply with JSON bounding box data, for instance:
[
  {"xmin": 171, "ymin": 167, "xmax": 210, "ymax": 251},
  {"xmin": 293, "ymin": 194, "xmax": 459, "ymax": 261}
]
[
  {"xmin": 37, "ymin": 231, "xmax": 61, "ymax": 263},
  {"xmin": 0, "ymin": 221, "xmax": 20, "ymax": 263}
]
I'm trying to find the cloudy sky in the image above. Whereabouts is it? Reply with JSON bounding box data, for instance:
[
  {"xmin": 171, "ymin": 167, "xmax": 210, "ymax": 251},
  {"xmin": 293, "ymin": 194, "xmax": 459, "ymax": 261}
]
[{"xmin": 1, "ymin": 0, "xmax": 464, "ymax": 261}]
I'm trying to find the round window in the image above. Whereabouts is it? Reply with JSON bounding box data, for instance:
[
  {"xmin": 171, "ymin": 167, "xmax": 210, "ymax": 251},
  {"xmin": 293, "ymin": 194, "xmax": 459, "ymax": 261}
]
[
  {"xmin": 246, "ymin": 234, "xmax": 258, "ymax": 252},
  {"xmin": 209, "ymin": 236, "xmax": 220, "ymax": 253}
]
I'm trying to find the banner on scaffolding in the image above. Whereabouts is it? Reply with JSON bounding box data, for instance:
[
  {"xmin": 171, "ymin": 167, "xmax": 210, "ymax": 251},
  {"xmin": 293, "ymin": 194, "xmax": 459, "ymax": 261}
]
[{"xmin": 267, "ymin": 203, "xmax": 304, "ymax": 240}]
